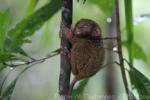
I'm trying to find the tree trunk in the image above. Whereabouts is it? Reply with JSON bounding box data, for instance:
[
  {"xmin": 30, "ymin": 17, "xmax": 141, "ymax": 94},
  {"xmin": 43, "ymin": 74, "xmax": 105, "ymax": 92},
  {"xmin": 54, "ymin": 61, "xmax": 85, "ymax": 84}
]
[{"xmin": 59, "ymin": 0, "xmax": 73, "ymax": 100}]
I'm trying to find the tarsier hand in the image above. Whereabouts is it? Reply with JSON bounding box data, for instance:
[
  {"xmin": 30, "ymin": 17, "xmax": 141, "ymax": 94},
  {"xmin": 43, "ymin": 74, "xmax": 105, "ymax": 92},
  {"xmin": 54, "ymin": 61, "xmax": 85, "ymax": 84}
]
[{"xmin": 63, "ymin": 19, "xmax": 105, "ymax": 96}]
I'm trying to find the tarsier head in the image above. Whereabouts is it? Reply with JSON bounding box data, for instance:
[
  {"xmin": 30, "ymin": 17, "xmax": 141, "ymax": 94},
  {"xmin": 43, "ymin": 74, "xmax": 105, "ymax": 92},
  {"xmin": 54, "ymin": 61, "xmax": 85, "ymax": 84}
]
[{"xmin": 73, "ymin": 19, "xmax": 102, "ymax": 38}]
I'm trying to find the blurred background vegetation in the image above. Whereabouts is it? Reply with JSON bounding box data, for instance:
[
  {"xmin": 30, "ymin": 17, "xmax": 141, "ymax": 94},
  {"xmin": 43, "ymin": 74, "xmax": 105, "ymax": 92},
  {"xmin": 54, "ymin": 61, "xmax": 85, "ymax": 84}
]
[{"xmin": 0, "ymin": 0, "xmax": 150, "ymax": 100}]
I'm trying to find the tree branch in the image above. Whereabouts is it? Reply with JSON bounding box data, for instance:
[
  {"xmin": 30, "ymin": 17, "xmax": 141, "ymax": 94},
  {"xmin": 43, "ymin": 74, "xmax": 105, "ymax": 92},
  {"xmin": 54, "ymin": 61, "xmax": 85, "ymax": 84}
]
[
  {"xmin": 115, "ymin": 0, "xmax": 130, "ymax": 99},
  {"xmin": 59, "ymin": 0, "xmax": 73, "ymax": 99},
  {"xmin": 3, "ymin": 49, "xmax": 60, "ymax": 67}
]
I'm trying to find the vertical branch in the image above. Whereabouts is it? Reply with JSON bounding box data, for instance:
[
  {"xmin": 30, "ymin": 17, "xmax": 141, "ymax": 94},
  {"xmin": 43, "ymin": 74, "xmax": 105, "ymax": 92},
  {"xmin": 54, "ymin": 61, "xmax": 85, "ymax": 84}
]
[
  {"xmin": 59, "ymin": 0, "xmax": 73, "ymax": 99},
  {"xmin": 115, "ymin": 0, "xmax": 130, "ymax": 99},
  {"xmin": 124, "ymin": 0, "xmax": 134, "ymax": 65}
]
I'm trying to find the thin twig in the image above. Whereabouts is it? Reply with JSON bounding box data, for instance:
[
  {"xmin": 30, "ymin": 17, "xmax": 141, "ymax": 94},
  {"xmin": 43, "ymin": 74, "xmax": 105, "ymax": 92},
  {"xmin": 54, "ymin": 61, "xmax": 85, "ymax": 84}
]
[
  {"xmin": 115, "ymin": 0, "xmax": 130, "ymax": 100},
  {"xmin": 3, "ymin": 49, "xmax": 60, "ymax": 67},
  {"xmin": 101, "ymin": 61, "xmax": 120, "ymax": 69},
  {"xmin": 102, "ymin": 37, "xmax": 117, "ymax": 40}
]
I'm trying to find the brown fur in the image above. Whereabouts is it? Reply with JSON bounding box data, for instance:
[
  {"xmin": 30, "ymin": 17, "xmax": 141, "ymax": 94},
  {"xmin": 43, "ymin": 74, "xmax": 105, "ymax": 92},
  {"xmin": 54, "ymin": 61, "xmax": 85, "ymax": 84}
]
[
  {"xmin": 70, "ymin": 37, "xmax": 104, "ymax": 80},
  {"xmin": 63, "ymin": 19, "xmax": 104, "ymax": 95}
]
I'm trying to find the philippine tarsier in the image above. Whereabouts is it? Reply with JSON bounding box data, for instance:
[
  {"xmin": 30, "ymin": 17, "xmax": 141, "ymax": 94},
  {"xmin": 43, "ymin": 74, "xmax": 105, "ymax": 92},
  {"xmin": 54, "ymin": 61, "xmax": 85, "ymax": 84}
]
[{"xmin": 62, "ymin": 19, "xmax": 105, "ymax": 95}]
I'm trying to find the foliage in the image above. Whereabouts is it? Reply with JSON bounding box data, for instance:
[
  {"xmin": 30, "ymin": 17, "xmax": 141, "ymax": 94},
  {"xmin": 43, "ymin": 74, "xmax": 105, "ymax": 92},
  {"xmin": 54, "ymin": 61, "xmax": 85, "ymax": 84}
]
[
  {"xmin": 0, "ymin": 0, "xmax": 61, "ymax": 71},
  {"xmin": 0, "ymin": 9, "xmax": 10, "ymax": 54},
  {"xmin": 0, "ymin": 10, "xmax": 15, "ymax": 72},
  {"xmin": 0, "ymin": 0, "xmax": 61, "ymax": 99},
  {"xmin": 7, "ymin": 0, "xmax": 61, "ymax": 57},
  {"xmin": 123, "ymin": 41, "xmax": 147, "ymax": 62},
  {"xmin": 72, "ymin": 79, "xmax": 88, "ymax": 100},
  {"xmin": 127, "ymin": 63, "xmax": 150, "ymax": 100},
  {"xmin": 24, "ymin": 0, "xmax": 39, "ymax": 17}
]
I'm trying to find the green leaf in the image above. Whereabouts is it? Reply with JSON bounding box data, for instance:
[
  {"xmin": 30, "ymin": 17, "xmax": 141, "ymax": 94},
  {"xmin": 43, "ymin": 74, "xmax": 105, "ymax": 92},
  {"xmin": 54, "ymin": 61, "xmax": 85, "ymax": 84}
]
[
  {"xmin": 0, "ymin": 9, "xmax": 10, "ymax": 54},
  {"xmin": 129, "ymin": 67, "xmax": 150, "ymax": 100},
  {"xmin": 1, "ymin": 78, "xmax": 17, "ymax": 100},
  {"xmin": 0, "ymin": 52, "xmax": 18, "ymax": 72},
  {"xmin": 0, "ymin": 53, "xmax": 15, "ymax": 63},
  {"xmin": 132, "ymin": 42, "xmax": 147, "ymax": 62},
  {"xmin": 7, "ymin": 0, "xmax": 61, "ymax": 56},
  {"xmin": 24, "ymin": 0, "xmax": 39, "ymax": 17},
  {"xmin": 72, "ymin": 79, "xmax": 88, "ymax": 100},
  {"xmin": 0, "ymin": 9, "xmax": 10, "ymax": 34},
  {"xmin": 1, "ymin": 64, "xmax": 36, "ymax": 100},
  {"xmin": 123, "ymin": 41, "xmax": 147, "ymax": 62},
  {"xmin": 89, "ymin": 0, "xmax": 115, "ymax": 16}
]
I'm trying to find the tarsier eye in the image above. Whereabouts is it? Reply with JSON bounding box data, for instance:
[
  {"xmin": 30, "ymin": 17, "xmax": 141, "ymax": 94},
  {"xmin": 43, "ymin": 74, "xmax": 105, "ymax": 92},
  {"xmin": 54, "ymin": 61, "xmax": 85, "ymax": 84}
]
[{"xmin": 78, "ymin": 23, "xmax": 91, "ymax": 28}]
